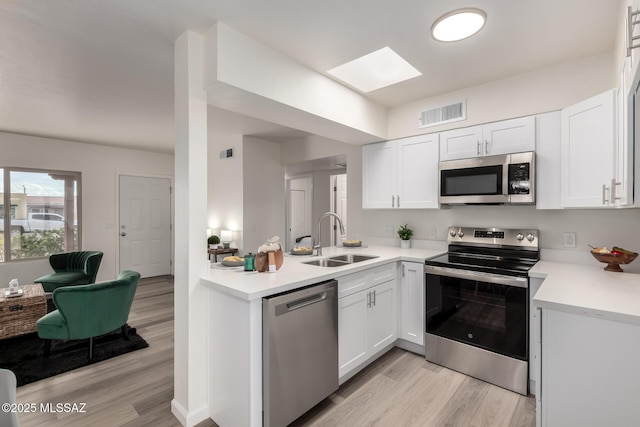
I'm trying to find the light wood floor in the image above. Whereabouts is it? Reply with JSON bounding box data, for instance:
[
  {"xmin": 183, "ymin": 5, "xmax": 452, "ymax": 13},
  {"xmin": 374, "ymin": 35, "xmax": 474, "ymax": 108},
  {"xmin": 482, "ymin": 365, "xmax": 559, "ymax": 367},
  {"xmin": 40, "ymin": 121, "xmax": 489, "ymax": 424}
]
[{"xmin": 15, "ymin": 276, "xmax": 535, "ymax": 427}]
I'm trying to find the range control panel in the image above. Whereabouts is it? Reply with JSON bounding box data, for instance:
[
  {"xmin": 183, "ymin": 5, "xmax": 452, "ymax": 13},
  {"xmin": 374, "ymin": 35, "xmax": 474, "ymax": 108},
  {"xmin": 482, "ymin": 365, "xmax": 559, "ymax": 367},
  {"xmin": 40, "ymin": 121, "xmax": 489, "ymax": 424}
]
[{"xmin": 448, "ymin": 226, "xmax": 538, "ymax": 249}]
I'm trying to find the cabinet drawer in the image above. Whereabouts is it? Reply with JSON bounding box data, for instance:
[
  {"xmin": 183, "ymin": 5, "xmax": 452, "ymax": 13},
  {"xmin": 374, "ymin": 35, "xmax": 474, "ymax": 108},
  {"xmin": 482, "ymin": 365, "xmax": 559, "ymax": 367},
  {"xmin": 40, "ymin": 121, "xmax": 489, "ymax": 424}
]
[
  {"xmin": 338, "ymin": 262, "xmax": 396, "ymax": 299},
  {"xmin": 370, "ymin": 263, "xmax": 396, "ymax": 287}
]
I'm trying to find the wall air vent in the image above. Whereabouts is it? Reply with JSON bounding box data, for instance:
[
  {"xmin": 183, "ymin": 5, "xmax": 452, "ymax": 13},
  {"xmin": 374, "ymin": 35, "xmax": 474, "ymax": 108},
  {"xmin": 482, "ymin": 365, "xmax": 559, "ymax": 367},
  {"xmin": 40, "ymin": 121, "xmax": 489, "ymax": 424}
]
[{"xmin": 418, "ymin": 100, "xmax": 466, "ymax": 128}]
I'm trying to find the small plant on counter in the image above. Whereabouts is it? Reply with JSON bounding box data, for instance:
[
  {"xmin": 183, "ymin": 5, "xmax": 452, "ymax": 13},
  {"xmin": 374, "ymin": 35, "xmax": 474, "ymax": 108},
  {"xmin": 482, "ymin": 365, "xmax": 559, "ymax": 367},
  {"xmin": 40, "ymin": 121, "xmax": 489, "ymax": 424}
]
[
  {"xmin": 208, "ymin": 235, "xmax": 220, "ymax": 248},
  {"xmin": 397, "ymin": 224, "xmax": 414, "ymax": 240}
]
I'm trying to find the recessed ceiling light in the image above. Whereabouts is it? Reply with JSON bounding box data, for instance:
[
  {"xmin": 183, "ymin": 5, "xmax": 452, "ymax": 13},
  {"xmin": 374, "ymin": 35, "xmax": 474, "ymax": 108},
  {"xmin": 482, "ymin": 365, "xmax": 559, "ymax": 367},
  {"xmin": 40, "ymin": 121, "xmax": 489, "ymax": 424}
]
[
  {"xmin": 431, "ymin": 8, "xmax": 487, "ymax": 42},
  {"xmin": 327, "ymin": 47, "xmax": 422, "ymax": 93}
]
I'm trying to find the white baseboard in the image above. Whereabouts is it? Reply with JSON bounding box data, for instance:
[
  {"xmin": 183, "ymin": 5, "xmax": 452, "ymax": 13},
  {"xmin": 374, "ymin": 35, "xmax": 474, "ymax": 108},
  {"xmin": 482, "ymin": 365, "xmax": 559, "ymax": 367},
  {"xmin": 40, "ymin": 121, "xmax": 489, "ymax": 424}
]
[
  {"xmin": 395, "ymin": 339, "xmax": 425, "ymax": 356},
  {"xmin": 171, "ymin": 399, "xmax": 210, "ymax": 427}
]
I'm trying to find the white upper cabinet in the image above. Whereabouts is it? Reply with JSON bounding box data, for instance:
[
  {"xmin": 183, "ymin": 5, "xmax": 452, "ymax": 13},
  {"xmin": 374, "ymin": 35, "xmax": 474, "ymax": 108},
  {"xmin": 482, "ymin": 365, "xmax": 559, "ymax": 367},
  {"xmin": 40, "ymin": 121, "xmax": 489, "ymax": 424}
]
[
  {"xmin": 483, "ymin": 116, "xmax": 536, "ymax": 156},
  {"xmin": 362, "ymin": 141, "xmax": 397, "ymax": 208},
  {"xmin": 440, "ymin": 116, "xmax": 535, "ymax": 161},
  {"xmin": 362, "ymin": 134, "xmax": 439, "ymax": 209},
  {"xmin": 438, "ymin": 125, "xmax": 483, "ymax": 160},
  {"xmin": 561, "ymin": 89, "xmax": 623, "ymax": 208},
  {"xmin": 535, "ymin": 111, "xmax": 562, "ymax": 209},
  {"xmin": 617, "ymin": 57, "xmax": 634, "ymax": 207}
]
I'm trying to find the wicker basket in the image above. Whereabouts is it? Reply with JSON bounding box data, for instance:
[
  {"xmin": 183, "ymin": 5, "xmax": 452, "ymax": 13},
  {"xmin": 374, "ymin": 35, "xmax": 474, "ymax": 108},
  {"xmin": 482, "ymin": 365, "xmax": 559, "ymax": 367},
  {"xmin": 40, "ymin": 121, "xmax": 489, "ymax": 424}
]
[{"xmin": 0, "ymin": 284, "xmax": 47, "ymax": 339}]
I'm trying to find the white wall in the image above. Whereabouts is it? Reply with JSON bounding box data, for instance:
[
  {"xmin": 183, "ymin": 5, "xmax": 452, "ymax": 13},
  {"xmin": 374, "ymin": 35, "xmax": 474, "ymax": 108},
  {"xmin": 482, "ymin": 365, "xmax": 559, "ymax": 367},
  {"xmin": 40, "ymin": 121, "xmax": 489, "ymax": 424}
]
[
  {"xmin": 0, "ymin": 131, "xmax": 174, "ymax": 284},
  {"xmin": 280, "ymin": 135, "xmax": 364, "ymax": 241},
  {"xmin": 207, "ymin": 117, "xmax": 244, "ymax": 248},
  {"xmin": 312, "ymin": 170, "xmax": 332, "ymax": 246},
  {"xmin": 242, "ymin": 136, "xmax": 285, "ymax": 254},
  {"xmin": 388, "ymin": 53, "xmax": 615, "ymax": 140},
  {"xmin": 204, "ymin": 22, "xmax": 387, "ymax": 144},
  {"xmin": 363, "ymin": 206, "xmax": 640, "ymax": 273}
]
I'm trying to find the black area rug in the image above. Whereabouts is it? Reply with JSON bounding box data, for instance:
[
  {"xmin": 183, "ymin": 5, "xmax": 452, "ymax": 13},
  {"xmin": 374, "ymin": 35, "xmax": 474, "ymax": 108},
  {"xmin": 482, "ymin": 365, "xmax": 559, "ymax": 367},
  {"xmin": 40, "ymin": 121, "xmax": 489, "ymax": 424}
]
[{"xmin": 0, "ymin": 325, "xmax": 148, "ymax": 386}]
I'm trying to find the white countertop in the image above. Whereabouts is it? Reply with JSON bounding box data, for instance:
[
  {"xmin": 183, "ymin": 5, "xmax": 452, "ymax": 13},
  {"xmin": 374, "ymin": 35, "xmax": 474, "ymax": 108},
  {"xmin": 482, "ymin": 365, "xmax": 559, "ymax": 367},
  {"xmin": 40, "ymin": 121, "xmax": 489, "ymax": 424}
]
[
  {"xmin": 531, "ymin": 260, "xmax": 640, "ymax": 326},
  {"xmin": 201, "ymin": 245, "xmax": 443, "ymax": 300}
]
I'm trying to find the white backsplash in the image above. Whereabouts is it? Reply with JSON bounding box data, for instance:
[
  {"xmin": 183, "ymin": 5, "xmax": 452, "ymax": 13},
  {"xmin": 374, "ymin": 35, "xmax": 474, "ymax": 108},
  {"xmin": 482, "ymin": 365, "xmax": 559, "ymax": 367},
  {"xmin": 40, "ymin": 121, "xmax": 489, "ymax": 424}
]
[{"xmin": 362, "ymin": 205, "xmax": 640, "ymax": 274}]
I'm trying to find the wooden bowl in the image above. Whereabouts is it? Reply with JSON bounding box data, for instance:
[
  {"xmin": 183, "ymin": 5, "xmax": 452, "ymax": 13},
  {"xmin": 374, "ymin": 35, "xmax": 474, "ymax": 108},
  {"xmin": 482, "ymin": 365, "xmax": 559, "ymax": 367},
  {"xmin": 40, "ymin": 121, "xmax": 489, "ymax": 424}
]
[{"xmin": 591, "ymin": 251, "xmax": 638, "ymax": 272}]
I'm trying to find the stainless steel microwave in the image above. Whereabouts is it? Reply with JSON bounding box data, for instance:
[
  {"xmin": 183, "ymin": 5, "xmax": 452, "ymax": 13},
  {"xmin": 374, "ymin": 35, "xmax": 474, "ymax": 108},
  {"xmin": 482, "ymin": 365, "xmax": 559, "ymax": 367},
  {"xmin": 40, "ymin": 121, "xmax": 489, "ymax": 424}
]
[{"xmin": 439, "ymin": 151, "xmax": 535, "ymax": 205}]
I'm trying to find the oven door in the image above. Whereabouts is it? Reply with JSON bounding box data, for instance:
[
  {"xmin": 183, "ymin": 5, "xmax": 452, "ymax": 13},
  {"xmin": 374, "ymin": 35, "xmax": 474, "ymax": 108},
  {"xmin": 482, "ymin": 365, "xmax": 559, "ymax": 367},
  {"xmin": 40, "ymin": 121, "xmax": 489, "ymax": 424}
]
[
  {"xmin": 425, "ymin": 266, "xmax": 528, "ymax": 360},
  {"xmin": 439, "ymin": 156, "xmax": 509, "ymax": 204}
]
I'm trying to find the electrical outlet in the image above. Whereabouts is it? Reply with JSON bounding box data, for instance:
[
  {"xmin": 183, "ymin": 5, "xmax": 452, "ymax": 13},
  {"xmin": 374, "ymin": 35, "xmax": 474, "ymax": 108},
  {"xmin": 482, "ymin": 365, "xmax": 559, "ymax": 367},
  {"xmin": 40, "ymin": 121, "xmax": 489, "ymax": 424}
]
[
  {"xmin": 384, "ymin": 225, "xmax": 394, "ymax": 237},
  {"xmin": 427, "ymin": 226, "xmax": 437, "ymax": 240},
  {"xmin": 563, "ymin": 232, "xmax": 577, "ymax": 248}
]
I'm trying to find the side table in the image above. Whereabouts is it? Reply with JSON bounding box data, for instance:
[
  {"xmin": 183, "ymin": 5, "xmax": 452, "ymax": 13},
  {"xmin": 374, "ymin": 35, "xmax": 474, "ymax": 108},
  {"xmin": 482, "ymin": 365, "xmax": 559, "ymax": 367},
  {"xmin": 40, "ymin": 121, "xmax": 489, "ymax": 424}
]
[
  {"xmin": 208, "ymin": 247, "xmax": 239, "ymax": 262},
  {"xmin": 0, "ymin": 283, "xmax": 47, "ymax": 339}
]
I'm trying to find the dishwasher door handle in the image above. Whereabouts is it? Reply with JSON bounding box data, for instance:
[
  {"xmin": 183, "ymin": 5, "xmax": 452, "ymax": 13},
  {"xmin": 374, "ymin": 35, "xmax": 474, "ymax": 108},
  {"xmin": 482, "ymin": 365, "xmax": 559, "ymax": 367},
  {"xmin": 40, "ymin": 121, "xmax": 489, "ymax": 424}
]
[{"xmin": 275, "ymin": 289, "xmax": 335, "ymax": 315}]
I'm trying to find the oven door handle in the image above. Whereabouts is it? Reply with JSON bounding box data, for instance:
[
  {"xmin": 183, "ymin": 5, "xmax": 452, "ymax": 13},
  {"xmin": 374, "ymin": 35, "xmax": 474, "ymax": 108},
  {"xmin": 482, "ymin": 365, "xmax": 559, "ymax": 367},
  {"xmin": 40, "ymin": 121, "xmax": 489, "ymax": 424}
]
[{"xmin": 424, "ymin": 265, "xmax": 528, "ymax": 288}]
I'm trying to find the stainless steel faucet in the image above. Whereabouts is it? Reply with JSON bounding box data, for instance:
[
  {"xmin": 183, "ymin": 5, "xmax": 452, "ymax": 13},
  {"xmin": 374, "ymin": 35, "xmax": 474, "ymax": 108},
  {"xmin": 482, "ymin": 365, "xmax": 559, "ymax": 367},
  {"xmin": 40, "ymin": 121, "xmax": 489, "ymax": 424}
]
[{"xmin": 314, "ymin": 212, "xmax": 345, "ymax": 256}]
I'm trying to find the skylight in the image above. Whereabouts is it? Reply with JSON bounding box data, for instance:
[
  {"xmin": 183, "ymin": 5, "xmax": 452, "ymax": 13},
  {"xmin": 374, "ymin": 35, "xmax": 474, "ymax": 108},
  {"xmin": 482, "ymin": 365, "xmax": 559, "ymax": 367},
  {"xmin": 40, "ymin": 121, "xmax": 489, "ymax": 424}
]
[{"xmin": 327, "ymin": 47, "xmax": 422, "ymax": 93}]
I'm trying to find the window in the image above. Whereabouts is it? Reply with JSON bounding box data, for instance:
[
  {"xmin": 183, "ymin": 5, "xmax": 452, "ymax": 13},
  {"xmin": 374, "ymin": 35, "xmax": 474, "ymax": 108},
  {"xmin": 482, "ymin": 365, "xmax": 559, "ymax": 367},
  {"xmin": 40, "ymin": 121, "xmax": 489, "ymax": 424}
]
[{"xmin": 0, "ymin": 168, "xmax": 81, "ymax": 262}]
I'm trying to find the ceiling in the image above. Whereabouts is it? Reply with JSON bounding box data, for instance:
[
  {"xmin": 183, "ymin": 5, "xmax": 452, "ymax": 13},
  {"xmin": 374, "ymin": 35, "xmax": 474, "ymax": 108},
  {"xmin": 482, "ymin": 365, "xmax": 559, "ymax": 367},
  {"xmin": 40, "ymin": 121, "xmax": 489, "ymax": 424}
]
[{"xmin": 0, "ymin": 0, "xmax": 621, "ymax": 154}]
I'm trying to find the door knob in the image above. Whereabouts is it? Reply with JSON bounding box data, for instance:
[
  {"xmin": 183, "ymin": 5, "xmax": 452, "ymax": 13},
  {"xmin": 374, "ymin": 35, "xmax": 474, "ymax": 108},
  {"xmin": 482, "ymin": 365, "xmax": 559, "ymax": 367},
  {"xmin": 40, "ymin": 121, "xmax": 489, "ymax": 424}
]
[{"xmin": 121, "ymin": 232, "xmax": 127, "ymax": 237}]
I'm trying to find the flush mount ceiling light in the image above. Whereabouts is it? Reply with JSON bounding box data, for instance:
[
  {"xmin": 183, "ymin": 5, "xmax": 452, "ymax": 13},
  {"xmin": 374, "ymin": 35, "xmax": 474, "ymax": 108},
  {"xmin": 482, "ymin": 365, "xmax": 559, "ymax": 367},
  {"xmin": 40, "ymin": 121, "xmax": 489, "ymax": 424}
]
[
  {"xmin": 431, "ymin": 8, "xmax": 487, "ymax": 42},
  {"xmin": 327, "ymin": 47, "xmax": 422, "ymax": 93}
]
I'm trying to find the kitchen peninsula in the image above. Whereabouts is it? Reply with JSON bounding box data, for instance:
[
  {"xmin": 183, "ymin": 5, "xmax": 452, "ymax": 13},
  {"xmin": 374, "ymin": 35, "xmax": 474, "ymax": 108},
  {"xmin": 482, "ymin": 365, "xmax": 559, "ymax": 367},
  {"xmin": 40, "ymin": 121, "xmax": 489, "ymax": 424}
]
[
  {"xmin": 201, "ymin": 245, "xmax": 443, "ymax": 427},
  {"xmin": 531, "ymin": 261, "xmax": 640, "ymax": 427}
]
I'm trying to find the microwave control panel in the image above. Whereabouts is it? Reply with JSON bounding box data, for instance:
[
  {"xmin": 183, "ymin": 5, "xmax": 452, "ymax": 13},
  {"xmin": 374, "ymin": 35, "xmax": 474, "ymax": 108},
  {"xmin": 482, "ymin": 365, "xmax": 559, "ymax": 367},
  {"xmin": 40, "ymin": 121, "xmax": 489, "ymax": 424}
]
[{"xmin": 508, "ymin": 163, "xmax": 530, "ymax": 194}]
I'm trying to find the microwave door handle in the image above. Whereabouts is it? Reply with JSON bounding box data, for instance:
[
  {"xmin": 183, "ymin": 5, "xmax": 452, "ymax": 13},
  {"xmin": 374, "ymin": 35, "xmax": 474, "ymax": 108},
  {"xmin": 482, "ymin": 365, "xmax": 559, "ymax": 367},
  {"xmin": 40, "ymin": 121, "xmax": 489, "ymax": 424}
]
[{"xmin": 503, "ymin": 163, "xmax": 509, "ymax": 196}]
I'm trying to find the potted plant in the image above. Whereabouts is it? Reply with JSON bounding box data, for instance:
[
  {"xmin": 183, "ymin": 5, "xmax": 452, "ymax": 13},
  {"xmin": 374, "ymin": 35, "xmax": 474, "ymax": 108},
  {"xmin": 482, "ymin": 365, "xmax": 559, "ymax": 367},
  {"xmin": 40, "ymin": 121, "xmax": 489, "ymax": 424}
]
[
  {"xmin": 398, "ymin": 224, "xmax": 413, "ymax": 249},
  {"xmin": 208, "ymin": 235, "xmax": 220, "ymax": 249}
]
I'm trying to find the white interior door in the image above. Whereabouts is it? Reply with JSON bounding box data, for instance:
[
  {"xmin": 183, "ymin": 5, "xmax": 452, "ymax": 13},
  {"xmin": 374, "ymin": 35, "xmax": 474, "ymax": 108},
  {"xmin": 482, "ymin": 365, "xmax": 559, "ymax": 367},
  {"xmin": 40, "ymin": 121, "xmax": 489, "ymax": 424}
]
[
  {"xmin": 287, "ymin": 176, "xmax": 312, "ymax": 251},
  {"xmin": 119, "ymin": 175, "xmax": 171, "ymax": 278},
  {"xmin": 331, "ymin": 174, "xmax": 347, "ymax": 245}
]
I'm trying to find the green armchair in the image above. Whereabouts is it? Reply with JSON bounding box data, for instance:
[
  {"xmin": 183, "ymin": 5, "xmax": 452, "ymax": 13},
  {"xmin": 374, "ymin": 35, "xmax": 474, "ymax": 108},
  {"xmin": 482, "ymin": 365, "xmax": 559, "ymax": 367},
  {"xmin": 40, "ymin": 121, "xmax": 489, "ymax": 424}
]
[
  {"xmin": 36, "ymin": 270, "xmax": 140, "ymax": 359},
  {"xmin": 35, "ymin": 251, "xmax": 103, "ymax": 292}
]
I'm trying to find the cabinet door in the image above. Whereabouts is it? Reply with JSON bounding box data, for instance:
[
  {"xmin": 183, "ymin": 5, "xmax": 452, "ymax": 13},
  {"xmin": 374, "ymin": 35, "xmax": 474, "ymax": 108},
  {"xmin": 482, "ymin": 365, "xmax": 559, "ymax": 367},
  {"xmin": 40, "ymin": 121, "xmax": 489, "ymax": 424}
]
[
  {"xmin": 615, "ymin": 66, "xmax": 633, "ymax": 206},
  {"xmin": 368, "ymin": 280, "xmax": 397, "ymax": 354},
  {"xmin": 397, "ymin": 134, "xmax": 439, "ymax": 209},
  {"xmin": 338, "ymin": 290, "xmax": 368, "ymax": 378},
  {"xmin": 362, "ymin": 142, "xmax": 397, "ymax": 208},
  {"xmin": 535, "ymin": 112, "xmax": 562, "ymax": 209},
  {"xmin": 483, "ymin": 116, "xmax": 536, "ymax": 156},
  {"xmin": 561, "ymin": 90, "xmax": 616, "ymax": 207},
  {"xmin": 540, "ymin": 309, "xmax": 640, "ymax": 427},
  {"xmin": 399, "ymin": 262, "xmax": 424, "ymax": 346},
  {"xmin": 439, "ymin": 125, "xmax": 483, "ymax": 161}
]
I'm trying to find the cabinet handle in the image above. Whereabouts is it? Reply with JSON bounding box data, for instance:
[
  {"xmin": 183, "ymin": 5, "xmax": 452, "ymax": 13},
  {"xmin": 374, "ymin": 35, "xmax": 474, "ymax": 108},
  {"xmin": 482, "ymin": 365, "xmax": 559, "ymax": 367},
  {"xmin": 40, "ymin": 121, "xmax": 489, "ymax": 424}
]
[
  {"xmin": 485, "ymin": 139, "xmax": 490, "ymax": 154},
  {"xmin": 402, "ymin": 264, "xmax": 405, "ymax": 277},
  {"xmin": 476, "ymin": 141, "xmax": 481, "ymax": 155},
  {"xmin": 367, "ymin": 291, "xmax": 371, "ymax": 308},
  {"xmin": 391, "ymin": 195, "xmax": 395, "ymax": 208},
  {"xmin": 611, "ymin": 178, "xmax": 621, "ymax": 202},
  {"xmin": 397, "ymin": 195, "xmax": 400, "ymax": 208},
  {"xmin": 372, "ymin": 290, "xmax": 376, "ymax": 307},
  {"xmin": 602, "ymin": 184, "xmax": 610, "ymax": 205}
]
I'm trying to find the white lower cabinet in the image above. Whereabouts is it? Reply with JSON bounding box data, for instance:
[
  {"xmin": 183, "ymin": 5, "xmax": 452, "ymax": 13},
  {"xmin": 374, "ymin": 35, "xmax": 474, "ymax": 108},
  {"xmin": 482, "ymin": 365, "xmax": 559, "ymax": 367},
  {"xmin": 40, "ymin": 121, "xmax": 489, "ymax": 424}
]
[
  {"xmin": 537, "ymin": 307, "xmax": 640, "ymax": 427},
  {"xmin": 338, "ymin": 265, "xmax": 397, "ymax": 380},
  {"xmin": 398, "ymin": 261, "xmax": 424, "ymax": 346}
]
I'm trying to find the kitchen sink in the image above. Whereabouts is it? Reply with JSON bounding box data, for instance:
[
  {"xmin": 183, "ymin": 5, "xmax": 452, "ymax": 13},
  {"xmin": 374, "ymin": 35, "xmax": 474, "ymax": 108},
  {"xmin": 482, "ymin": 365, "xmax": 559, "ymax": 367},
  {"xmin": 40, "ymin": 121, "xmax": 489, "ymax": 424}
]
[
  {"xmin": 329, "ymin": 254, "xmax": 379, "ymax": 263},
  {"xmin": 303, "ymin": 259, "xmax": 350, "ymax": 267},
  {"xmin": 303, "ymin": 254, "xmax": 379, "ymax": 267}
]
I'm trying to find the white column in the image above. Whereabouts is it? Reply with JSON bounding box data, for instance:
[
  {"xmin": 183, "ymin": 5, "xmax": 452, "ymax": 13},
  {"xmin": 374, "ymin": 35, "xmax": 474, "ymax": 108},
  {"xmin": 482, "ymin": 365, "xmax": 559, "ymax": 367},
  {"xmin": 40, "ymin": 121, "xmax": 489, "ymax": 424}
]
[{"xmin": 172, "ymin": 31, "xmax": 209, "ymax": 426}]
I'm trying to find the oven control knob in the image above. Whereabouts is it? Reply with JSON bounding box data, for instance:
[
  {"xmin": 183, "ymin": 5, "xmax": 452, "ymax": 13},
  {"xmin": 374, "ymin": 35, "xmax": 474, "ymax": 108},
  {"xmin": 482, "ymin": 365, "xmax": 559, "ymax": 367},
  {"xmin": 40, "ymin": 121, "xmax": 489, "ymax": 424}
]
[
  {"xmin": 457, "ymin": 230, "xmax": 464, "ymax": 238},
  {"xmin": 516, "ymin": 233, "xmax": 524, "ymax": 241},
  {"xmin": 526, "ymin": 233, "xmax": 535, "ymax": 242},
  {"xmin": 449, "ymin": 229, "xmax": 457, "ymax": 237}
]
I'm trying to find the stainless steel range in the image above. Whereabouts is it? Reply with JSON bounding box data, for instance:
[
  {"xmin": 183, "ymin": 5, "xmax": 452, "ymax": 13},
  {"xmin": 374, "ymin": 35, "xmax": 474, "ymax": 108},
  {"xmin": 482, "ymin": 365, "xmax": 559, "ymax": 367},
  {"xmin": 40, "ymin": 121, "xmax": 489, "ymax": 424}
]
[{"xmin": 424, "ymin": 226, "xmax": 539, "ymax": 395}]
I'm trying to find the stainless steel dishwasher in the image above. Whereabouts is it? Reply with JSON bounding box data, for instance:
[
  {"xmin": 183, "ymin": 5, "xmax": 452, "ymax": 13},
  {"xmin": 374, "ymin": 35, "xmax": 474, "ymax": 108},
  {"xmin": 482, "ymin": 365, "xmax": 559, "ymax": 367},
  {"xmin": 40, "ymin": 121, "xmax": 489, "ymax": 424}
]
[{"xmin": 263, "ymin": 280, "xmax": 338, "ymax": 427}]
